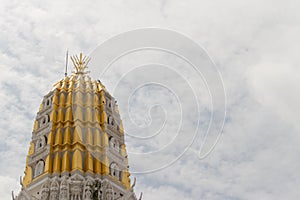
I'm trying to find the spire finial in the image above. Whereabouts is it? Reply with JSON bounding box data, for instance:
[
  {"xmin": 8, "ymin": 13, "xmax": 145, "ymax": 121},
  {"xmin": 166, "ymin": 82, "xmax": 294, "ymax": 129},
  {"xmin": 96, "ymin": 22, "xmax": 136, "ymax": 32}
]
[
  {"xmin": 70, "ymin": 53, "xmax": 91, "ymax": 74},
  {"xmin": 65, "ymin": 50, "xmax": 68, "ymax": 77}
]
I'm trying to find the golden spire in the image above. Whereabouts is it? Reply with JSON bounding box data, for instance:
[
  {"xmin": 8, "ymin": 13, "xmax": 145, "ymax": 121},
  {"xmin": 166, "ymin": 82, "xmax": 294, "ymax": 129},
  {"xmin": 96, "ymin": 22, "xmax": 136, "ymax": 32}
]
[
  {"xmin": 21, "ymin": 54, "xmax": 133, "ymax": 191},
  {"xmin": 70, "ymin": 53, "xmax": 91, "ymax": 74}
]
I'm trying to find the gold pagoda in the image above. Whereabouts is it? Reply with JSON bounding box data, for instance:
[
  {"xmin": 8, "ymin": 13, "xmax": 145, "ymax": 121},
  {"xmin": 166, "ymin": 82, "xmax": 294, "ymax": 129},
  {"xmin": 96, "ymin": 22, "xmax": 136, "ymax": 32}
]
[{"xmin": 14, "ymin": 53, "xmax": 140, "ymax": 200}]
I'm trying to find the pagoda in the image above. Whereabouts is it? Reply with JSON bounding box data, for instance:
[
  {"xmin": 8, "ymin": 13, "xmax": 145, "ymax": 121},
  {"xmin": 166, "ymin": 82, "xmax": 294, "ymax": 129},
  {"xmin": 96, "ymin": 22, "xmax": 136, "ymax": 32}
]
[{"xmin": 14, "ymin": 53, "xmax": 140, "ymax": 200}]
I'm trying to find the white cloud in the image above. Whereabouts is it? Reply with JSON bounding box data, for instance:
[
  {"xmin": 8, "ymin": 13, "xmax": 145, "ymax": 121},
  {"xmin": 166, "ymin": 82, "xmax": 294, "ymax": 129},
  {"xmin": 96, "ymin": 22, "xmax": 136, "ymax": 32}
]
[
  {"xmin": 247, "ymin": 62, "xmax": 300, "ymax": 130},
  {"xmin": 0, "ymin": 175, "xmax": 19, "ymax": 200},
  {"xmin": 0, "ymin": 0, "xmax": 300, "ymax": 199}
]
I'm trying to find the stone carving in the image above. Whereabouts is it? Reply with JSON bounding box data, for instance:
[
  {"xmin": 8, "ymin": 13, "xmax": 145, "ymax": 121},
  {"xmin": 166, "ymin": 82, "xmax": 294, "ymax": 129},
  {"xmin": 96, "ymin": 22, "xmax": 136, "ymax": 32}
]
[
  {"xmin": 50, "ymin": 180, "xmax": 59, "ymax": 200},
  {"xmin": 104, "ymin": 183, "xmax": 113, "ymax": 200},
  {"xmin": 40, "ymin": 182, "xmax": 50, "ymax": 200},
  {"xmin": 70, "ymin": 175, "xmax": 83, "ymax": 200},
  {"xmin": 16, "ymin": 189, "xmax": 31, "ymax": 200},
  {"xmin": 83, "ymin": 179, "xmax": 93, "ymax": 200},
  {"xmin": 97, "ymin": 181, "xmax": 103, "ymax": 200},
  {"xmin": 59, "ymin": 178, "xmax": 69, "ymax": 200}
]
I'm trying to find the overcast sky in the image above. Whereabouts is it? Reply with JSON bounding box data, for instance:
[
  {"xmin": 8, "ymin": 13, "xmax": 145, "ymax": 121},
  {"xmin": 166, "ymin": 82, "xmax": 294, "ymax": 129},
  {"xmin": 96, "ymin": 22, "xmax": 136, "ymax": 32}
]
[{"xmin": 1, "ymin": 0, "xmax": 300, "ymax": 199}]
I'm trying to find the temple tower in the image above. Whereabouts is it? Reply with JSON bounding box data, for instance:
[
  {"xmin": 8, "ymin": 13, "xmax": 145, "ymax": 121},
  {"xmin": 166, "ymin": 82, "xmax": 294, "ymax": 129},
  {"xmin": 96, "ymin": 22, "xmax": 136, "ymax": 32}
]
[{"xmin": 14, "ymin": 53, "xmax": 140, "ymax": 200}]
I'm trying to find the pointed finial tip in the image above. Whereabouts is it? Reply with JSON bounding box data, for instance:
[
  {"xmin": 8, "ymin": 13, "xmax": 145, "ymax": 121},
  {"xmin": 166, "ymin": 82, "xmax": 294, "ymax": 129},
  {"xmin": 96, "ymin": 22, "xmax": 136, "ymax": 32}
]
[{"xmin": 70, "ymin": 53, "xmax": 91, "ymax": 75}]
